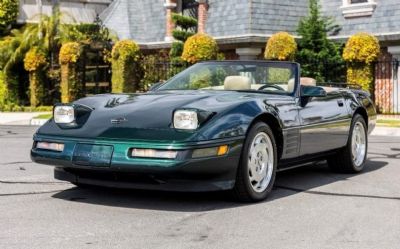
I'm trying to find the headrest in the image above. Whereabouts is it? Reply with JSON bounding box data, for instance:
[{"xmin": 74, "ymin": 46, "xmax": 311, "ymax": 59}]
[
  {"xmin": 224, "ymin": 76, "xmax": 251, "ymax": 90},
  {"xmin": 300, "ymin": 77, "xmax": 316, "ymax": 86},
  {"xmin": 287, "ymin": 77, "xmax": 317, "ymax": 92}
]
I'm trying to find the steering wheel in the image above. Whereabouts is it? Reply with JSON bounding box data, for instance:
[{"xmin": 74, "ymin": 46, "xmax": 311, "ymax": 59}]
[{"xmin": 258, "ymin": 84, "xmax": 285, "ymax": 91}]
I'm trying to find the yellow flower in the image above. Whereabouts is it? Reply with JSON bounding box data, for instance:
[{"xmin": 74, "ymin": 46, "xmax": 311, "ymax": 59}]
[
  {"xmin": 265, "ymin": 32, "xmax": 297, "ymax": 61},
  {"xmin": 343, "ymin": 32, "xmax": 380, "ymax": 64},
  {"xmin": 181, "ymin": 33, "xmax": 218, "ymax": 64},
  {"xmin": 59, "ymin": 42, "xmax": 81, "ymax": 65},
  {"xmin": 24, "ymin": 47, "xmax": 47, "ymax": 72}
]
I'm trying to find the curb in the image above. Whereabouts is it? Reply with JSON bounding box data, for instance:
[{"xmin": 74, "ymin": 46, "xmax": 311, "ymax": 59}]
[
  {"xmin": 371, "ymin": 126, "xmax": 400, "ymax": 137},
  {"xmin": 30, "ymin": 119, "xmax": 49, "ymax": 126}
]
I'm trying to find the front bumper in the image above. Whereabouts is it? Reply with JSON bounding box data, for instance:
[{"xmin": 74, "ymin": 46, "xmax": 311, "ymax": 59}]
[{"xmin": 31, "ymin": 134, "xmax": 244, "ymax": 191}]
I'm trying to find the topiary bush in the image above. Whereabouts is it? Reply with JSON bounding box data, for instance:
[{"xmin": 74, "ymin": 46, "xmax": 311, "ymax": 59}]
[
  {"xmin": 0, "ymin": 0, "xmax": 19, "ymax": 35},
  {"xmin": 264, "ymin": 32, "xmax": 297, "ymax": 61},
  {"xmin": 59, "ymin": 42, "xmax": 83, "ymax": 103},
  {"xmin": 343, "ymin": 32, "xmax": 380, "ymax": 91},
  {"xmin": 0, "ymin": 71, "xmax": 7, "ymax": 108},
  {"xmin": 181, "ymin": 33, "xmax": 218, "ymax": 64},
  {"xmin": 343, "ymin": 32, "xmax": 380, "ymax": 64},
  {"xmin": 111, "ymin": 40, "xmax": 141, "ymax": 93},
  {"xmin": 24, "ymin": 47, "xmax": 48, "ymax": 107}
]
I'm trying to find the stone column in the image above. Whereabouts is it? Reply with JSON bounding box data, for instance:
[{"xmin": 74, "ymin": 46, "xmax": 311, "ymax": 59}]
[
  {"xmin": 196, "ymin": 0, "xmax": 208, "ymax": 33},
  {"xmin": 164, "ymin": 0, "xmax": 177, "ymax": 42},
  {"xmin": 236, "ymin": 48, "xmax": 262, "ymax": 60}
]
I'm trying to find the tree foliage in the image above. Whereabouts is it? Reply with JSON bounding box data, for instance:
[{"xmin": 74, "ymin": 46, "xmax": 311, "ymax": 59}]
[
  {"xmin": 0, "ymin": 9, "xmax": 115, "ymax": 105},
  {"xmin": 296, "ymin": 0, "xmax": 344, "ymax": 82},
  {"xmin": 0, "ymin": 0, "xmax": 18, "ymax": 35}
]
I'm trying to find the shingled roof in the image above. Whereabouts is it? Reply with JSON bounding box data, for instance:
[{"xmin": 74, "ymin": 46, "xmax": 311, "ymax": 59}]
[
  {"xmin": 101, "ymin": 0, "xmax": 166, "ymax": 42},
  {"xmin": 100, "ymin": 0, "xmax": 400, "ymax": 45}
]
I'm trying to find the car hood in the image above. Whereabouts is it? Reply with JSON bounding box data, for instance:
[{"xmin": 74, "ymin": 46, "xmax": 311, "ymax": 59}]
[{"xmin": 37, "ymin": 91, "xmax": 286, "ymax": 142}]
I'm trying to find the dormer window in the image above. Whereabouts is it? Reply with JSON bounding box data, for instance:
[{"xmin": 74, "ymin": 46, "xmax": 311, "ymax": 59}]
[
  {"xmin": 341, "ymin": 0, "xmax": 377, "ymax": 18},
  {"xmin": 350, "ymin": 0, "xmax": 368, "ymax": 3}
]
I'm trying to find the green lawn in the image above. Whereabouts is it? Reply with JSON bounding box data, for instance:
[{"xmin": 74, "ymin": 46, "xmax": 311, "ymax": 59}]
[
  {"xmin": 34, "ymin": 113, "xmax": 52, "ymax": 119},
  {"xmin": 376, "ymin": 119, "xmax": 400, "ymax": 127}
]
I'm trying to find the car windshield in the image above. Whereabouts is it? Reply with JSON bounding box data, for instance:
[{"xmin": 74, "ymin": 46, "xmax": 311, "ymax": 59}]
[{"xmin": 157, "ymin": 61, "xmax": 298, "ymax": 95}]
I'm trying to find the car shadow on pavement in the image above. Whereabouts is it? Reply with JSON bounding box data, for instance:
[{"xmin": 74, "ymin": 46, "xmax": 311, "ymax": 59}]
[{"xmin": 51, "ymin": 158, "xmax": 390, "ymax": 212}]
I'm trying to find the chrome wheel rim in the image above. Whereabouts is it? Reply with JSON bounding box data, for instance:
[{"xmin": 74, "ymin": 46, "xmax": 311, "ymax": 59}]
[
  {"xmin": 351, "ymin": 121, "xmax": 366, "ymax": 167},
  {"xmin": 248, "ymin": 132, "xmax": 274, "ymax": 193}
]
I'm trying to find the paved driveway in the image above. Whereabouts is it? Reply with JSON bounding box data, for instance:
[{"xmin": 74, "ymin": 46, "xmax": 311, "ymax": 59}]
[{"xmin": 0, "ymin": 126, "xmax": 399, "ymax": 249}]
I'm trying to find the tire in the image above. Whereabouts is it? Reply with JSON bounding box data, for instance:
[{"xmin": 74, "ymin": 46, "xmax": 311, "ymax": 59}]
[
  {"xmin": 327, "ymin": 114, "xmax": 368, "ymax": 173},
  {"xmin": 232, "ymin": 122, "xmax": 277, "ymax": 202}
]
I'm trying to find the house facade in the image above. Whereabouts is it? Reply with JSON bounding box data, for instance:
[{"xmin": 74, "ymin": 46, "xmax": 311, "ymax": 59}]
[{"xmin": 17, "ymin": 0, "xmax": 400, "ymax": 113}]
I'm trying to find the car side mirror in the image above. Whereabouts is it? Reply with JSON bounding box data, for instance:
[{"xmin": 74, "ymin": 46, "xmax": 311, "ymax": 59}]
[{"xmin": 301, "ymin": 85, "xmax": 327, "ymax": 98}]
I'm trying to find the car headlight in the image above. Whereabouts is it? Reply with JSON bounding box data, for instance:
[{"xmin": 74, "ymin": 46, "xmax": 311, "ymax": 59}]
[
  {"xmin": 173, "ymin": 110, "xmax": 198, "ymax": 130},
  {"xmin": 54, "ymin": 106, "xmax": 75, "ymax": 124}
]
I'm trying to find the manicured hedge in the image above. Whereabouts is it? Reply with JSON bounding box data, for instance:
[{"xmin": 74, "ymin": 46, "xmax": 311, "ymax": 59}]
[
  {"xmin": 264, "ymin": 32, "xmax": 297, "ymax": 61},
  {"xmin": 111, "ymin": 40, "xmax": 141, "ymax": 93},
  {"xmin": 59, "ymin": 42, "xmax": 83, "ymax": 103},
  {"xmin": 181, "ymin": 33, "xmax": 218, "ymax": 64},
  {"xmin": 343, "ymin": 33, "xmax": 380, "ymax": 91},
  {"xmin": 24, "ymin": 47, "xmax": 47, "ymax": 107}
]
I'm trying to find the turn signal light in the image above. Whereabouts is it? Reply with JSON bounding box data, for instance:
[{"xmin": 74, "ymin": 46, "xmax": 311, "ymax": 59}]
[
  {"xmin": 36, "ymin": 142, "xmax": 65, "ymax": 152},
  {"xmin": 192, "ymin": 145, "xmax": 229, "ymax": 158}
]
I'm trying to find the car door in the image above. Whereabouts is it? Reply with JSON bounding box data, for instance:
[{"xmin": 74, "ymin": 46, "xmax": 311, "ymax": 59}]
[{"xmin": 298, "ymin": 89, "xmax": 351, "ymax": 156}]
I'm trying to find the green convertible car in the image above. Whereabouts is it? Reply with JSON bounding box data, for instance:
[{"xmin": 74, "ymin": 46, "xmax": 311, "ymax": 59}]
[{"xmin": 31, "ymin": 61, "xmax": 376, "ymax": 202}]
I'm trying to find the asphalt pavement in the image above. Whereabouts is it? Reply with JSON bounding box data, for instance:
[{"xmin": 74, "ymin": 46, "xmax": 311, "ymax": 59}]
[{"xmin": 0, "ymin": 125, "xmax": 399, "ymax": 249}]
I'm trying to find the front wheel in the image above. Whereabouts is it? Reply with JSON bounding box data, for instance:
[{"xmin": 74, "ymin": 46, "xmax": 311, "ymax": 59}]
[
  {"xmin": 232, "ymin": 122, "xmax": 277, "ymax": 202},
  {"xmin": 327, "ymin": 114, "xmax": 368, "ymax": 173}
]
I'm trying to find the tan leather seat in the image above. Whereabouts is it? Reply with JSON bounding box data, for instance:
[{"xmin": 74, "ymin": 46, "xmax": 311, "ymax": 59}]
[
  {"xmin": 300, "ymin": 77, "xmax": 316, "ymax": 86},
  {"xmin": 224, "ymin": 76, "xmax": 251, "ymax": 90},
  {"xmin": 287, "ymin": 77, "xmax": 317, "ymax": 92}
]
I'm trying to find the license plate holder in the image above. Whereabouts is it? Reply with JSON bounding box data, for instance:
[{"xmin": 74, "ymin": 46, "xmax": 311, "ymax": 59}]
[{"xmin": 72, "ymin": 144, "xmax": 113, "ymax": 167}]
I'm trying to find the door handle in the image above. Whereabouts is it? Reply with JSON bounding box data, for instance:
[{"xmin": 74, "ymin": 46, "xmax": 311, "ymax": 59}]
[{"xmin": 337, "ymin": 100, "xmax": 344, "ymax": 107}]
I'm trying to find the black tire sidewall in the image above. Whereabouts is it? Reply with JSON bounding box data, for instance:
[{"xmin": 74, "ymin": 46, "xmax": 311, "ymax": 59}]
[{"xmin": 239, "ymin": 122, "xmax": 277, "ymax": 201}]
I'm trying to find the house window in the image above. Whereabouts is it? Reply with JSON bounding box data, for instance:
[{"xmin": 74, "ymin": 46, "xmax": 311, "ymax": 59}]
[
  {"xmin": 341, "ymin": 0, "xmax": 377, "ymax": 18},
  {"xmin": 350, "ymin": 0, "xmax": 368, "ymax": 3}
]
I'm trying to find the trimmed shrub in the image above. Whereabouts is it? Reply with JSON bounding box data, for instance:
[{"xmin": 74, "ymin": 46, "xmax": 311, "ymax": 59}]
[
  {"xmin": 59, "ymin": 42, "xmax": 81, "ymax": 64},
  {"xmin": 171, "ymin": 13, "xmax": 197, "ymax": 30},
  {"xmin": 265, "ymin": 32, "xmax": 297, "ymax": 61},
  {"xmin": 343, "ymin": 32, "xmax": 380, "ymax": 64},
  {"xmin": 169, "ymin": 13, "xmax": 197, "ymax": 67},
  {"xmin": 169, "ymin": 42, "xmax": 184, "ymax": 58},
  {"xmin": 346, "ymin": 64, "xmax": 374, "ymax": 91},
  {"xmin": 0, "ymin": 71, "xmax": 7, "ymax": 108},
  {"xmin": 24, "ymin": 47, "xmax": 48, "ymax": 107},
  {"xmin": 59, "ymin": 42, "xmax": 83, "ymax": 103},
  {"xmin": 172, "ymin": 30, "xmax": 195, "ymax": 42},
  {"xmin": 0, "ymin": 0, "xmax": 19, "ymax": 34},
  {"xmin": 343, "ymin": 33, "xmax": 380, "ymax": 92},
  {"xmin": 111, "ymin": 40, "xmax": 141, "ymax": 93},
  {"xmin": 181, "ymin": 33, "xmax": 218, "ymax": 64}
]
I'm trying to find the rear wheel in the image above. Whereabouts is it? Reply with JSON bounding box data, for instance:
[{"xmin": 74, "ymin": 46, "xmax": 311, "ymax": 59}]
[
  {"xmin": 232, "ymin": 122, "xmax": 277, "ymax": 202},
  {"xmin": 327, "ymin": 114, "xmax": 367, "ymax": 173}
]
